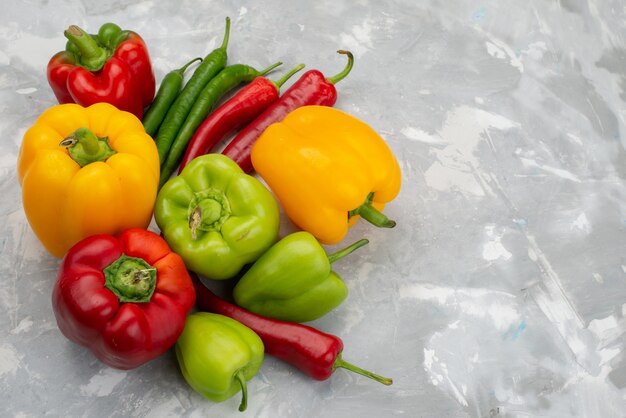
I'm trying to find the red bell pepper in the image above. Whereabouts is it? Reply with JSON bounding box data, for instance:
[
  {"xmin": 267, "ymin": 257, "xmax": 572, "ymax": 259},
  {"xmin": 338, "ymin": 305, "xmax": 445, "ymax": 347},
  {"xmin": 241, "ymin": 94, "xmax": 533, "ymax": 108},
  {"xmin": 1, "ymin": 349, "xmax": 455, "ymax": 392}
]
[
  {"xmin": 47, "ymin": 23, "xmax": 155, "ymax": 119},
  {"xmin": 51, "ymin": 228, "xmax": 195, "ymax": 370}
]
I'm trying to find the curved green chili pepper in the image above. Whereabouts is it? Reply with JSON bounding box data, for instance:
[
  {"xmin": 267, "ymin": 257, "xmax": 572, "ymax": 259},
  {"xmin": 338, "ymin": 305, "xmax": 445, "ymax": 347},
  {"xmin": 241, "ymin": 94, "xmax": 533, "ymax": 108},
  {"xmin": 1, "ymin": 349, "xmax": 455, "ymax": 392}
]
[
  {"xmin": 154, "ymin": 17, "xmax": 231, "ymax": 163},
  {"xmin": 158, "ymin": 60, "xmax": 282, "ymax": 188},
  {"xmin": 142, "ymin": 57, "xmax": 203, "ymax": 137}
]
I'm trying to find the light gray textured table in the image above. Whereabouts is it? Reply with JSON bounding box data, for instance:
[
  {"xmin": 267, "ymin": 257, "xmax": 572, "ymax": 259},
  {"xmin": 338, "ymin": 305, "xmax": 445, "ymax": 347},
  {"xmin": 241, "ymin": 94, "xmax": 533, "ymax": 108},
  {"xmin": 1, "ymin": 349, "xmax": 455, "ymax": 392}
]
[{"xmin": 1, "ymin": 0, "xmax": 625, "ymax": 417}]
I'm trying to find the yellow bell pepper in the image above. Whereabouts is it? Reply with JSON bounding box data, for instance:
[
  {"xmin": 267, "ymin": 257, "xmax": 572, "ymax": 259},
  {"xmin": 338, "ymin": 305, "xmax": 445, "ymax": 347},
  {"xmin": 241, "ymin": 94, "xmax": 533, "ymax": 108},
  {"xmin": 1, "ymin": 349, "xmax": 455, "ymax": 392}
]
[
  {"xmin": 17, "ymin": 102, "xmax": 159, "ymax": 258},
  {"xmin": 251, "ymin": 105, "xmax": 401, "ymax": 244}
]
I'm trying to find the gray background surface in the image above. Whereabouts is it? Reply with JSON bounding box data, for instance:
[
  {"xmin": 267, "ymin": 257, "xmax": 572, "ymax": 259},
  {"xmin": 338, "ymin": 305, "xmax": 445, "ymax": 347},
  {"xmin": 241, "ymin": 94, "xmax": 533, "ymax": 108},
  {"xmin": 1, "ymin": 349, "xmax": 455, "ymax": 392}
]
[{"xmin": 1, "ymin": 0, "xmax": 625, "ymax": 416}]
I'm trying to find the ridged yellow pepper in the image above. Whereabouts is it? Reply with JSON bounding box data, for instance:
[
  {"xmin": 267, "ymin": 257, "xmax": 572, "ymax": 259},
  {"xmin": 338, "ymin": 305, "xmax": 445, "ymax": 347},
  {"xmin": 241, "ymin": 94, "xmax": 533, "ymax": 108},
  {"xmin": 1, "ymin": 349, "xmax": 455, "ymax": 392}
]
[
  {"xmin": 17, "ymin": 102, "xmax": 159, "ymax": 258},
  {"xmin": 251, "ymin": 105, "xmax": 401, "ymax": 244}
]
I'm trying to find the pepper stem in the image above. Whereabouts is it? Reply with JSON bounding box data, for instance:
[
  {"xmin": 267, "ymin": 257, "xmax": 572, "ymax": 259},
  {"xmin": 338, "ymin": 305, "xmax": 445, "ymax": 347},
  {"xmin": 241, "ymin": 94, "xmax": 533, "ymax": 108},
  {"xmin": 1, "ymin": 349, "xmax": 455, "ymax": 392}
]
[
  {"xmin": 189, "ymin": 206, "xmax": 201, "ymax": 240},
  {"xmin": 187, "ymin": 189, "xmax": 231, "ymax": 240},
  {"xmin": 258, "ymin": 61, "xmax": 283, "ymax": 76},
  {"xmin": 103, "ymin": 255, "xmax": 157, "ymax": 303},
  {"xmin": 334, "ymin": 354, "xmax": 393, "ymax": 386},
  {"xmin": 176, "ymin": 57, "xmax": 203, "ymax": 76},
  {"xmin": 348, "ymin": 192, "xmax": 396, "ymax": 228},
  {"xmin": 220, "ymin": 17, "xmax": 231, "ymax": 51},
  {"xmin": 327, "ymin": 239, "xmax": 369, "ymax": 264},
  {"xmin": 325, "ymin": 50, "xmax": 354, "ymax": 85},
  {"xmin": 64, "ymin": 25, "xmax": 109, "ymax": 71},
  {"xmin": 271, "ymin": 63, "xmax": 306, "ymax": 90},
  {"xmin": 59, "ymin": 127, "xmax": 116, "ymax": 167},
  {"xmin": 235, "ymin": 370, "xmax": 248, "ymax": 412}
]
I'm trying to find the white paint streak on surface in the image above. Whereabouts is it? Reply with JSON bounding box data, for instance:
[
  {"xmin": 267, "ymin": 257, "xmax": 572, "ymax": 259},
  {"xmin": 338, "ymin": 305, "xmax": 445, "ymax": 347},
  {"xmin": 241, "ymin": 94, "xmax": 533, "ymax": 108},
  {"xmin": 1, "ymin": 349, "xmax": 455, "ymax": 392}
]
[
  {"xmin": 525, "ymin": 234, "xmax": 588, "ymax": 362},
  {"xmin": 400, "ymin": 283, "xmax": 519, "ymax": 331},
  {"xmin": 522, "ymin": 41, "xmax": 548, "ymax": 60},
  {"xmin": 10, "ymin": 317, "xmax": 33, "ymax": 334},
  {"xmin": 423, "ymin": 106, "xmax": 519, "ymax": 197},
  {"xmin": 482, "ymin": 225, "xmax": 513, "ymax": 261},
  {"xmin": 80, "ymin": 369, "xmax": 127, "ymax": 397},
  {"xmin": 340, "ymin": 20, "xmax": 375, "ymax": 56},
  {"xmin": 566, "ymin": 133, "xmax": 584, "ymax": 145},
  {"xmin": 16, "ymin": 87, "xmax": 36, "ymax": 95},
  {"xmin": 5, "ymin": 33, "xmax": 65, "ymax": 70},
  {"xmin": 484, "ymin": 36, "xmax": 524, "ymax": 72},
  {"xmin": 519, "ymin": 157, "xmax": 582, "ymax": 182},
  {"xmin": 0, "ymin": 343, "xmax": 22, "ymax": 377},
  {"xmin": 571, "ymin": 212, "xmax": 592, "ymax": 233},
  {"xmin": 401, "ymin": 126, "xmax": 447, "ymax": 145}
]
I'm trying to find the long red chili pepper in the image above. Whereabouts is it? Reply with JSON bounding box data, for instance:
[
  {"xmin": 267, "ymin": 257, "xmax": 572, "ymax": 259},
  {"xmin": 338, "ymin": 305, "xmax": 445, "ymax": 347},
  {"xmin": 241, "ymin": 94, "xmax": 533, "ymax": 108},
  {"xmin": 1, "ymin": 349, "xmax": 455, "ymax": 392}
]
[
  {"xmin": 191, "ymin": 273, "xmax": 392, "ymax": 385},
  {"xmin": 221, "ymin": 50, "xmax": 354, "ymax": 173},
  {"xmin": 178, "ymin": 63, "xmax": 305, "ymax": 173}
]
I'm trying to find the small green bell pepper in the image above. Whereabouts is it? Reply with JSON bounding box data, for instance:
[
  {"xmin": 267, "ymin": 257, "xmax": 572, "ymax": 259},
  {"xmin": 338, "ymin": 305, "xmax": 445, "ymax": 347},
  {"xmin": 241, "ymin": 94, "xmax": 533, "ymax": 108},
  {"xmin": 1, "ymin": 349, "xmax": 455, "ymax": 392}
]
[
  {"xmin": 154, "ymin": 154, "xmax": 280, "ymax": 280},
  {"xmin": 175, "ymin": 312, "xmax": 264, "ymax": 412},
  {"xmin": 233, "ymin": 231, "xmax": 368, "ymax": 323}
]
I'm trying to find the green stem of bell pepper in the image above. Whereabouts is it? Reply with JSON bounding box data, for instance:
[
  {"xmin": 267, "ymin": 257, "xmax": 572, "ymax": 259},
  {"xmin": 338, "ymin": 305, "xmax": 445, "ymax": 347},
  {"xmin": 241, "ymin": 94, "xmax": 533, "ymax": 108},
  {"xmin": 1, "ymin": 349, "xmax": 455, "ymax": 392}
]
[
  {"xmin": 103, "ymin": 254, "xmax": 157, "ymax": 303},
  {"xmin": 63, "ymin": 25, "xmax": 110, "ymax": 71},
  {"xmin": 59, "ymin": 127, "xmax": 116, "ymax": 167},
  {"xmin": 187, "ymin": 188, "xmax": 232, "ymax": 240},
  {"xmin": 235, "ymin": 370, "xmax": 248, "ymax": 412},
  {"xmin": 348, "ymin": 192, "xmax": 396, "ymax": 228},
  {"xmin": 327, "ymin": 238, "xmax": 369, "ymax": 264}
]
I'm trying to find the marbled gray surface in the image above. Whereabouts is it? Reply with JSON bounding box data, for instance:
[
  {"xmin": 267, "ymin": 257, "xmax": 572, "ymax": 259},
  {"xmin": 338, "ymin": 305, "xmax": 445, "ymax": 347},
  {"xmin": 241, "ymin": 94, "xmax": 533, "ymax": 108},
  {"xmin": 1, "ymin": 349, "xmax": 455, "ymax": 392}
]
[{"xmin": 1, "ymin": 0, "xmax": 625, "ymax": 417}]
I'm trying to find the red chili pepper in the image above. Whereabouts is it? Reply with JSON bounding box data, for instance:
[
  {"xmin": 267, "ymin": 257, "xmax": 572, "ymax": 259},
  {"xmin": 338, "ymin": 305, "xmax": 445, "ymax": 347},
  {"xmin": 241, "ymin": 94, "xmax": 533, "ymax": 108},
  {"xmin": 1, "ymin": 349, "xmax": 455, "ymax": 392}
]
[
  {"xmin": 221, "ymin": 50, "xmax": 354, "ymax": 173},
  {"xmin": 178, "ymin": 63, "xmax": 305, "ymax": 173},
  {"xmin": 47, "ymin": 23, "xmax": 155, "ymax": 119},
  {"xmin": 191, "ymin": 273, "xmax": 392, "ymax": 385},
  {"xmin": 52, "ymin": 228, "xmax": 196, "ymax": 370}
]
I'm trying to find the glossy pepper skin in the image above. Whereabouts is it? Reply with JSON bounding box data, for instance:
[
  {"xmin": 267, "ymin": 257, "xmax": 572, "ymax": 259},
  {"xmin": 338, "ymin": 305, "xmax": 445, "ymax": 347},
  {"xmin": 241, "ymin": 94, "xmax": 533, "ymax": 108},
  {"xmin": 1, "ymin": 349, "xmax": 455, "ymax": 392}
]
[
  {"xmin": 52, "ymin": 228, "xmax": 196, "ymax": 370},
  {"xmin": 178, "ymin": 64, "xmax": 305, "ymax": 173},
  {"xmin": 233, "ymin": 231, "xmax": 368, "ymax": 323},
  {"xmin": 176, "ymin": 312, "xmax": 264, "ymax": 412},
  {"xmin": 47, "ymin": 23, "xmax": 155, "ymax": 119},
  {"xmin": 193, "ymin": 274, "xmax": 392, "ymax": 385},
  {"xmin": 251, "ymin": 105, "xmax": 401, "ymax": 245},
  {"xmin": 154, "ymin": 154, "xmax": 279, "ymax": 280},
  {"xmin": 17, "ymin": 103, "xmax": 159, "ymax": 258},
  {"xmin": 222, "ymin": 50, "xmax": 353, "ymax": 173}
]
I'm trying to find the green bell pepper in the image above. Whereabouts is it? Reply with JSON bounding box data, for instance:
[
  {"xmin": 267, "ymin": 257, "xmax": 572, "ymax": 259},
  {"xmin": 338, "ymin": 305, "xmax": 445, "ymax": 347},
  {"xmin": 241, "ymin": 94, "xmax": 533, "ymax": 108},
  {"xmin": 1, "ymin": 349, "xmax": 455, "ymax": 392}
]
[
  {"xmin": 175, "ymin": 312, "xmax": 264, "ymax": 412},
  {"xmin": 154, "ymin": 154, "xmax": 280, "ymax": 280},
  {"xmin": 233, "ymin": 231, "xmax": 368, "ymax": 323}
]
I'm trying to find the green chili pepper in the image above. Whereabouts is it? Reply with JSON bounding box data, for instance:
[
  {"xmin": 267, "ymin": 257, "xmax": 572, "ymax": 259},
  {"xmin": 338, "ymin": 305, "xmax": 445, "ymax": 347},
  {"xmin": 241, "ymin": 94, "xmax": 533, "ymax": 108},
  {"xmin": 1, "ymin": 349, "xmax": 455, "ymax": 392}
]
[
  {"xmin": 154, "ymin": 154, "xmax": 280, "ymax": 280},
  {"xmin": 142, "ymin": 57, "xmax": 203, "ymax": 137},
  {"xmin": 154, "ymin": 17, "xmax": 230, "ymax": 164},
  {"xmin": 158, "ymin": 60, "xmax": 283, "ymax": 188},
  {"xmin": 233, "ymin": 231, "xmax": 369, "ymax": 323},
  {"xmin": 175, "ymin": 312, "xmax": 264, "ymax": 412}
]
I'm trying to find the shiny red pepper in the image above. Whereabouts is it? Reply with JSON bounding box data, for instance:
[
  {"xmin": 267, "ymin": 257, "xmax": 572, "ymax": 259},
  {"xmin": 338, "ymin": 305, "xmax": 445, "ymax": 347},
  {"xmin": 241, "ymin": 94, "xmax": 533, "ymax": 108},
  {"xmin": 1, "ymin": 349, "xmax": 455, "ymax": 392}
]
[
  {"xmin": 178, "ymin": 63, "xmax": 305, "ymax": 173},
  {"xmin": 52, "ymin": 228, "xmax": 195, "ymax": 370},
  {"xmin": 47, "ymin": 23, "xmax": 155, "ymax": 119},
  {"xmin": 221, "ymin": 50, "xmax": 354, "ymax": 173},
  {"xmin": 192, "ymin": 273, "xmax": 391, "ymax": 384}
]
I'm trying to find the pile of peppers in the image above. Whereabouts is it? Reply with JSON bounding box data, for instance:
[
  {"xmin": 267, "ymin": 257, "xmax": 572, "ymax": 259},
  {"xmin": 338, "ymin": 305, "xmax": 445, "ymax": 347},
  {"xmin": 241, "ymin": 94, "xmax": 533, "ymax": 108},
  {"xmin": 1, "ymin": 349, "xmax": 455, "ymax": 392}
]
[{"xmin": 18, "ymin": 17, "xmax": 402, "ymax": 412}]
